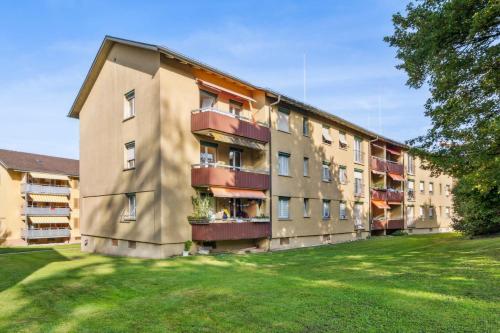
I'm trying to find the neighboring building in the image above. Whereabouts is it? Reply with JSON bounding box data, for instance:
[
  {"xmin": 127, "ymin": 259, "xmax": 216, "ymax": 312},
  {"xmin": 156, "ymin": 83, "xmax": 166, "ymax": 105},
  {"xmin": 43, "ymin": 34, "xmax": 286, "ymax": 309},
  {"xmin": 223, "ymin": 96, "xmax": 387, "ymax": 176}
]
[
  {"xmin": 0, "ymin": 149, "xmax": 80, "ymax": 246},
  {"xmin": 69, "ymin": 36, "xmax": 453, "ymax": 258}
]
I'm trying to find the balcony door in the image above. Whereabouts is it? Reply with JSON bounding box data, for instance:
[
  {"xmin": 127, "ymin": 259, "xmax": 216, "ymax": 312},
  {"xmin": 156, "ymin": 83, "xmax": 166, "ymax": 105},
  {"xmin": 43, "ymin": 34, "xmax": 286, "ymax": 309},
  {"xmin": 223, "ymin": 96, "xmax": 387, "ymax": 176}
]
[
  {"xmin": 200, "ymin": 141, "xmax": 217, "ymax": 166},
  {"xmin": 229, "ymin": 148, "xmax": 242, "ymax": 170},
  {"xmin": 407, "ymin": 206, "xmax": 414, "ymax": 223}
]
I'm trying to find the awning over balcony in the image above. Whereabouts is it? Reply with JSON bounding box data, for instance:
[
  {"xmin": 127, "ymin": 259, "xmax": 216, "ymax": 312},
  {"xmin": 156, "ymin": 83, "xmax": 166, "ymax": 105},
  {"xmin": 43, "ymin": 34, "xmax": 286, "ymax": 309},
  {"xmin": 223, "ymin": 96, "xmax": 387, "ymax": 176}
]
[
  {"xmin": 210, "ymin": 132, "xmax": 265, "ymax": 150},
  {"xmin": 388, "ymin": 172, "xmax": 405, "ymax": 181},
  {"xmin": 29, "ymin": 194, "xmax": 68, "ymax": 203},
  {"xmin": 388, "ymin": 201, "xmax": 402, "ymax": 205},
  {"xmin": 371, "ymin": 169, "xmax": 385, "ymax": 175},
  {"xmin": 386, "ymin": 147, "xmax": 401, "ymax": 155},
  {"xmin": 197, "ymin": 79, "xmax": 257, "ymax": 103},
  {"xmin": 210, "ymin": 187, "xmax": 266, "ymax": 199},
  {"xmin": 29, "ymin": 216, "xmax": 70, "ymax": 224},
  {"xmin": 29, "ymin": 172, "xmax": 69, "ymax": 181},
  {"xmin": 372, "ymin": 200, "xmax": 390, "ymax": 209}
]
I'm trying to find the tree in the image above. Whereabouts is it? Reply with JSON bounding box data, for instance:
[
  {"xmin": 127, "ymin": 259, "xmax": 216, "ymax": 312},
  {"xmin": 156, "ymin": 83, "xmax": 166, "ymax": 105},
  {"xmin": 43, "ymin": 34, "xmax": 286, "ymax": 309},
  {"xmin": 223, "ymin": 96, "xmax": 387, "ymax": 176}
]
[{"xmin": 385, "ymin": 0, "xmax": 499, "ymax": 235}]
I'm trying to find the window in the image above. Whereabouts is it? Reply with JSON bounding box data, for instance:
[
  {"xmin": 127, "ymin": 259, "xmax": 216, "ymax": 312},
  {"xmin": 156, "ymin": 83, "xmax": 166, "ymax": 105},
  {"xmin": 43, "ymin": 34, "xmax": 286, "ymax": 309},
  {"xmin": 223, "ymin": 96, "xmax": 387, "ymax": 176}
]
[
  {"xmin": 429, "ymin": 206, "xmax": 434, "ymax": 219},
  {"xmin": 124, "ymin": 141, "xmax": 136, "ymax": 169},
  {"xmin": 407, "ymin": 206, "xmax": 414, "ymax": 223},
  {"xmin": 407, "ymin": 180, "xmax": 415, "ymax": 200},
  {"xmin": 354, "ymin": 203, "xmax": 362, "ymax": 225},
  {"xmin": 445, "ymin": 207, "xmax": 450, "ymax": 217},
  {"xmin": 303, "ymin": 157, "xmax": 309, "ymax": 177},
  {"xmin": 278, "ymin": 197, "xmax": 290, "ymax": 219},
  {"xmin": 439, "ymin": 206, "xmax": 443, "ymax": 217},
  {"xmin": 126, "ymin": 193, "xmax": 136, "ymax": 220},
  {"xmin": 339, "ymin": 166, "xmax": 347, "ymax": 185},
  {"xmin": 229, "ymin": 148, "xmax": 242, "ymax": 169},
  {"xmin": 429, "ymin": 182, "xmax": 434, "ymax": 194},
  {"xmin": 339, "ymin": 202, "xmax": 347, "ymax": 220},
  {"xmin": 354, "ymin": 170, "xmax": 363, "ymax": 196},
  {"xmin": 124, "ymin": 90, "xmax": 135, "ymax": 119},
  {"xmin": 303, "ymin": 198, "xmax": 310, "ymax": 217},
  {"xmin": 302, "ymin": 117, "xmax": 309, "ymax": 136},
  {"xmin": 322, "ymin": 125, "xmax": 332, "ymax": 144},
  {"xmin": 407, "ymin": 154, "xmax": 415, "ymax": 174},
  {"xmin": 128, "ymin": 241, "xmax": 136, "ymax": 249},
  {"xmin": 419, "ymin": 206, "xmax": 425, "ymax": 218},
  {"xmin": 280, "ymin": 237, "xmax": 290, "ymax": 245},
  {"xmin": 277, "ymin": 108, "xmax": 290, "ymax": 132},
  {"xmin": 278, "ymin": 152, "xmax": 290, "ymax": 176},
  {"xmin": 339, "ymin": 131, "xmax": 348, "ymax": 149},
  {"xmin": 111, "ymin": 239, "xmax": 118, "ymax": 247},
  {"xmin": 322, "ymin": 200, "xmax": 331, "ymax": 219},
  {"xmin": 354, "ymin": 137, "xmax": 363, "ymax": 163},
  {"xmin": 200, "ymin": 141, "xmax": 217, "ymax": 165},
  {"xmin": 229, "ymin": 100, "xmax": 242, "ymax": 116},
  {"xmin": 420, "ymin": 181, "xmax": 425, "ymax": 193},
  {"xmin": 322, "ymin": 161, "xmax": 331, "ymax": 182},
  {"xmin": 445, "ymin": 185, "xmax": 450, "ymax": 196},
  {"xmin": 200, "ymin": 90, "xmax": 217, "ymax": 109}
]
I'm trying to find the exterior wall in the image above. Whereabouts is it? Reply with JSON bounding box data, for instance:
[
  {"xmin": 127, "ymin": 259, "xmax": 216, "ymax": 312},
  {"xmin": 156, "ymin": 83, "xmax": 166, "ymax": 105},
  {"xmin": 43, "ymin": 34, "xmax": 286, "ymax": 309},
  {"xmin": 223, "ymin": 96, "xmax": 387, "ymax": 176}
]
[
  {"xmin": 270, "ymin": 104, "xmax": 371, "ymax": 240},
  {"xmin": 405, "ymin": 154, "xmax": 454, "ymax": 232},
  {"xmin": 79, "ymin": 43, "xmax": 163, "ymax": 248},
  {"xmin": 270, "ymin": 231, "xmax": 370, "ymax": 251}
]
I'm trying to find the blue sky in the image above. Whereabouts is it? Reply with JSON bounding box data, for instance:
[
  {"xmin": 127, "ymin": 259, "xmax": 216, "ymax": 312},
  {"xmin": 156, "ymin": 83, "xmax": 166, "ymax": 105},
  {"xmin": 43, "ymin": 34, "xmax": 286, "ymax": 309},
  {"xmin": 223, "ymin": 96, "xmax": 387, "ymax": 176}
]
[{"xmin": 0, "ymin": 0, "xmax": 430, "ymax": 160}]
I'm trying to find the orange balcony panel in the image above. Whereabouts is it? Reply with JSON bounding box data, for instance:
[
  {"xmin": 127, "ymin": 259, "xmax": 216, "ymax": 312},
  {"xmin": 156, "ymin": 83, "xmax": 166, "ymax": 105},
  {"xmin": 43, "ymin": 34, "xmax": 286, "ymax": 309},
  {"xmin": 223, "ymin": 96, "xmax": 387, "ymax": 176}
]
[
  {"xmin": 371, "ymin": 189, "xmax": 387, "ymax": 201},
  {"xmin": 386, "ymin": 162, "xmax": 404, "ymax": 176},
  {"xmin": 371, "ymin": 220, "xmax": 387, "ymax": 230},
  {"xmin": 191, "ymin": 167, "xmax": 270, "ymax": 190},
  {"xmin": 370, "ymin": 157, "xmax": 387, "ymax": 173},
  {"xmin": 387, "ymin": 191, "xmax": 404, "ymax": 202},
  {"xmin": 192, "ymin": 111, "xmax": 270, "ymax": 143},
  {"xmin": 387, "ymin": 219, "xmax": 404, "ymax": 229},
  {"xmin": 192, "ymin": 222, "xmax": 271, "ymax": 241}
]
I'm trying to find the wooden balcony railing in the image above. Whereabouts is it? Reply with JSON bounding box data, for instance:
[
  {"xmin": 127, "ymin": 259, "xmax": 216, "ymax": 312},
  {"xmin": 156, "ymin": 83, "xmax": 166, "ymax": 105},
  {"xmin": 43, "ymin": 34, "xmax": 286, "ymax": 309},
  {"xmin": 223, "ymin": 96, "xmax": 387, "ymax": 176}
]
[
  {"xmin": 370, "ymin": 156, "xmax": 387, "ymax": 173},
  {"xmin": 371, "ymin": 189, "xmax": 387, "ymax": 201},
  {"xmin": 191, "ymin": 163, "xmax": 270, "ymax": 190},
  {"xmin": 386, "ymin": 161, "xmax": 404, "ymax": 175},
  {"xmin": 191, "ymin": 109, "xmax": 270, "ymax": 143},
  {"xmin": 191, "ymin": 221, "xmax": 271, "ymax": 241},
  {"xmin": 387, "ymin": 191, "xmax": 404, "ymax": 202}
]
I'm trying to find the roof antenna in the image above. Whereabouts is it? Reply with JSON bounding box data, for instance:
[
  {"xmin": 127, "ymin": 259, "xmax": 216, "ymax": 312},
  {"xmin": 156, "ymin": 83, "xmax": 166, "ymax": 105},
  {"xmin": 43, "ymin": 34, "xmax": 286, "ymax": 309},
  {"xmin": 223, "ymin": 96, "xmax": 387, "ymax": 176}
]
[{"xmin": 303, "ymin": 53, "xmax": 307, "ymax": 103}]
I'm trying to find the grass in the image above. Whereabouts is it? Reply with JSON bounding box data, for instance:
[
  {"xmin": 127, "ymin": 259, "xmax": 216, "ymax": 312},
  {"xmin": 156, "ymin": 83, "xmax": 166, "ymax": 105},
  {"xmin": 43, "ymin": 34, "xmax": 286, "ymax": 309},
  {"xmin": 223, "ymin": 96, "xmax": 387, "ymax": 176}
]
[{"xmin": 0, "ymin": 233, "xmax": 498, "ymax": 332}]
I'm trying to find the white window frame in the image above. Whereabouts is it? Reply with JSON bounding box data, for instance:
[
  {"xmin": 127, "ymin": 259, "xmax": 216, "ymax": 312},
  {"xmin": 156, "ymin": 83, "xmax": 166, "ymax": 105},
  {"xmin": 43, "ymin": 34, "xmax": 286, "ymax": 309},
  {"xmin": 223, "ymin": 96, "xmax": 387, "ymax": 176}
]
[
  {"xmin": 322, "ymin": 162, "xmax": 331, "ymax": 182},
  {"xmin": 354, "ymin": 170, "xmax": 363, "ymax": 196},
  {"xmin": 124, "ymin": 141, "xmax": 136, "ymax": 169},
  {"xmin": 278, "ymin": 152, "xmax": 290, "ymax": 176},
  {"xmin": 322, "ymin": 125, "xmax": 332, "ymax": 144},
  {"xmin": 126, "ymin": 193, "xmax": 136, "ymax": 220},
  {"xmin": 278, "ymin": 197, "xmax": 290, "ymax": 219},
  {"xmin": 277, "ymin": 108, "xmax": 290, "ymax": 132},
  {"xmin": 429, "ymin": 182, "xmax": 434, "ymax": 194},
  {"xmin": 445, "ymin": 207, "xmax": 450, "ymax": 217},
  {"xmin": 339, "ymin": 202, "xmax": 347, "ymax": 220},
  {"xmin": 339, "ymin": 131, "xmax": 348, "ymax": 149},
  {"xmin": 354, "ymin": 137, "xmax": 363, "ymax": 163},
  {"xmin": 419, "ymin": 206, "xmax": 425, "ymax": 218},
  {"xmin": 339, "ymin": 166, "xmax": 347, "ymax": 185},
  {"xmin": 302, "ymin": 117, "xmax": 309, "ymax": 137},
  {"xmin": 322, "ymin": 200, "xmax": 331, "ymax": 219},
  {"xmin": 420, "ymin": 181, "xmax": 425, "ymax": 193},
  {"xmin": 124, "ymin": 90, "xmax": 135, "ymax": 119},
  {"xmin": 407, "ymin": 154, "xmax": 415, "ymax": 174},
  {"xmin": 429, "ymin": 206, "xmax": 434, "ymax": 219},
  {"xmin": 354, "ymin": 203, "xmax": 362, "ymax": 225}
]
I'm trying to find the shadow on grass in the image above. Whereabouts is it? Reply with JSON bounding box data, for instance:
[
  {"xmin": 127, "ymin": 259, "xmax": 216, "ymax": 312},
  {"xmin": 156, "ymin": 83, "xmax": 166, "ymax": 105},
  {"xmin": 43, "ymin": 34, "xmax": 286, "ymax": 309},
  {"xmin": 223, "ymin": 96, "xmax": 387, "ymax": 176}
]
[{"xmin": 0, "ymin": 234, "xmax": 498, "ymax": 332}]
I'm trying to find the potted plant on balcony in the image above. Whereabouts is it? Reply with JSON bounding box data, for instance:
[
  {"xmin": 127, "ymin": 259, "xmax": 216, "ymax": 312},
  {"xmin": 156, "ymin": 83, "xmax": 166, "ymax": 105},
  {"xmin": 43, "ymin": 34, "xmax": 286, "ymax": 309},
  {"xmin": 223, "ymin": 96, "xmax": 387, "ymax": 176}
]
[
  {"xmin": 250, "ymin": 214, "xmax": 270, "ymax": 222},
  {"xmin": 183, "ymin": 240, "xmax": 192, "ymax": 257},
  {"xmin": 187, "ymin": 192, "xmax": 214, "ymax": 224}
]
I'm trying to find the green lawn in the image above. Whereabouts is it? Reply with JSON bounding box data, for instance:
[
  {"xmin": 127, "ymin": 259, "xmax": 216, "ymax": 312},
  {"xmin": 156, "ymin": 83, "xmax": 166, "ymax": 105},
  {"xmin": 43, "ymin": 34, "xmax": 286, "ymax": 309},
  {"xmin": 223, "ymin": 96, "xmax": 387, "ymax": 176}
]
[{"xmin": 0, "ymin": 234, "xmax": 498, "ymax": 332}]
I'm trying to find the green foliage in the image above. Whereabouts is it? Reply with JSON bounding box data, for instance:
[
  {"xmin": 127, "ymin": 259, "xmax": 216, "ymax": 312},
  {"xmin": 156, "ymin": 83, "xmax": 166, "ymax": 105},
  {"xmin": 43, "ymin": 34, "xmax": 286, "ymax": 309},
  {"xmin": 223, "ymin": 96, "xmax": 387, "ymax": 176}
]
[
  {"xmin": 391, "ymin": 230, "xmax": 409, "ymax": 236},
  {"xmin": 190, "ymin": 192, "xmax": 214, "ymax": 218},
  {"xmin": 184, "ymin": 240, "xmax": 193, "ymax": 252},
  {"xmin": 451, "ymin": 176, "xmax": 500, "ymax": 235},
  {"xmin": 385, "ymin": 0, "xmax": 500, "ymax": 235}
]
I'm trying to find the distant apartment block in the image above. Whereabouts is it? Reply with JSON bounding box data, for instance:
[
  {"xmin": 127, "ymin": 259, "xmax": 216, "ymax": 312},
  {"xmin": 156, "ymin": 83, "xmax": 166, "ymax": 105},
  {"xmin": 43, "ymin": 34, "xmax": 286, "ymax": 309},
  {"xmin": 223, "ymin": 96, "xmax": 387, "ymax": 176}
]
[
  {"xmin": 0, "ymin": 149, "xmax": 80, "ymax": 245},
  {"xmin": 69, "ymin": 36, "xmax": 453, "ymax": 258}
]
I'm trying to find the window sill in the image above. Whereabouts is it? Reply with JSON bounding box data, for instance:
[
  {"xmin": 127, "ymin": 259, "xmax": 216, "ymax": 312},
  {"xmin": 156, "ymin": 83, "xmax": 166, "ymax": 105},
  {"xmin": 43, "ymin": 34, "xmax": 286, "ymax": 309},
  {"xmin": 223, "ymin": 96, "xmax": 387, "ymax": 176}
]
[
  {"xmin": 123, "ymin": 115, "xmax": 135, "ymax": 122},
  {"xmin": 322, "ymin": 217, "xmax": 331, "ymax": 221},
  {"xmin": 304, "ymin": 216, "xmax": 311, "ymax": 218},
  {"xmin": 278, "ymin": 218, "xmax": 292, "ymax": 221},
  {"xmin": 322, "ymin": 180, "xmax": 332, "ymax": 183},
  {"xmin": 277, "ymin": 129, "xmax": 291, "ymax": 134},
  {"xmin": 303, "ymin": 175, "xmax": 310, "ymax": 178},
  {"xmin": 354, "ymin": 161, "xmax": 364, "ymax": 166},
  {"xmin": 322, "ymin": 142, "xmax": 332, "ymax": 145},
  {"xmin": 340, "ymin": 218, "xmax": 348, "ymax": 221},
  {"xmin": 278, "ymin": 174, "xmax": 292, "ymax": 178},
  {"xmin": 339, "ymin": 146, "xmax": 348, "ymax": 150},
  {"xmin": 121, "ymin": 218, "xmax": 136, "ymax": 223},
  {"xmin": 123, "ymin": 167, "xmax": 136, "ymax": 172}
]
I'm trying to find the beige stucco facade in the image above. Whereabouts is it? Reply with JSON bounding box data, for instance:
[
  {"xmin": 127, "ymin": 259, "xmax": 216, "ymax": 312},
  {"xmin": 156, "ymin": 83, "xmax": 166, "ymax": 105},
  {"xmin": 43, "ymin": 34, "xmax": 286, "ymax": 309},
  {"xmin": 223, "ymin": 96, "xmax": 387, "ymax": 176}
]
[
  {"xmin": 0, "ymin": 166, "xmax": 80, "ymax": 246},
  {"xmin": 71, "ymin": 37, "xmax": 454, "ymax": 258}
]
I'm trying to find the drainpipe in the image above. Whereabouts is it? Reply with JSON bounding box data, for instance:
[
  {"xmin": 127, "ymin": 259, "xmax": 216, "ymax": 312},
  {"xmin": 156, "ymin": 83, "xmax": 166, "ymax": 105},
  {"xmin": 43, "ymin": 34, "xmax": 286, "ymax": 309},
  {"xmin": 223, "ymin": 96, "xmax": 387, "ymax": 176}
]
[
  {"xmin": 267, "ymin": 95, "xmax": 281, "ymax": 250},
  {"xmin": 368, "ymin": 136, "xmax": 379, "ymax": 236}
]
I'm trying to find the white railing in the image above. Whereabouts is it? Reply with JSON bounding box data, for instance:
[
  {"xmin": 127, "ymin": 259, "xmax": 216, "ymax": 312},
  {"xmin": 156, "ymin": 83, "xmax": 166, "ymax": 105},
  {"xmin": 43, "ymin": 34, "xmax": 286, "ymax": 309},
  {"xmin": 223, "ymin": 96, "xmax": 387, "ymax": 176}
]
[
  {"xmin": 22, "ymin": 207, "xmax": 71, "ymax": 216},
  {"xmin": 192, "ymin": 107, "xmax": 269, "ymax": 127},
  {"xmin": 192, "ymin": 162, "xmax": 270, "ymax": 175},
  {"xmin": 21, "ymin": 183, "xmax": 70, "ymax": 196},
  {"xmin": 21, "ymin": 228, "xmax": 71, "ymax": 239}
]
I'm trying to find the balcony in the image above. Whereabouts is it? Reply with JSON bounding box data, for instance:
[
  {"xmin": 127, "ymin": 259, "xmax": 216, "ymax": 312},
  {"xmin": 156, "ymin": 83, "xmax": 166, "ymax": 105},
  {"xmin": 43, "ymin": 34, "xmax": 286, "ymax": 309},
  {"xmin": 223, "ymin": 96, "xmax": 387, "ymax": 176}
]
[
  {"xmin": 21, "ymin": 228, "xmax": 71, "ymax": 239},
  {"xmin": 192, "ymin": 108, "xmax": 270, "ymax": 143},
  {"xmin": 191, "ymin": 221, "xmax": 271, "ymax": 241},
  {"xmin": 371, "ymin": 219, "xmax": 387, "ymax": 230},
  {"xmin": 387, "ymin": 219, "xmax": 404, "ymax": 230},
  {"xmin": 370, "ymin": 157, "xmax": 387, "ymax": 173},
  {"xmin": 387, "ymin": 190, "xmax": 404, "ymax": 202},
  {"xmin": 386, "ymin": 161, "xmax": 404, "ymax": 175},
  {"xmin": 21, "ymin": 183, "xmax": 70, "ymax": 196},
  {"xmin": 21, "ymin": 207, "xmax": 71, "ymax": 216},
  {"xmin": 191, "ymin": 163, "xmax": 270, "ymax": 190},
  {"xmin": 371, "ymin": 189, "xmax": 387, "ymax": 201}
]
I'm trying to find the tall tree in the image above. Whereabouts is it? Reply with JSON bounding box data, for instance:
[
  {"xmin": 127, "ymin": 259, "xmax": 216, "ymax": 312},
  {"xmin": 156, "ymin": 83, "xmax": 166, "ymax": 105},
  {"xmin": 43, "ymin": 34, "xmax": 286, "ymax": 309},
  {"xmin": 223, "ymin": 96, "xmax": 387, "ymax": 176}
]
[{"xmin": 385, "ymin": 0, "xmax": 499, "ymax": 235}]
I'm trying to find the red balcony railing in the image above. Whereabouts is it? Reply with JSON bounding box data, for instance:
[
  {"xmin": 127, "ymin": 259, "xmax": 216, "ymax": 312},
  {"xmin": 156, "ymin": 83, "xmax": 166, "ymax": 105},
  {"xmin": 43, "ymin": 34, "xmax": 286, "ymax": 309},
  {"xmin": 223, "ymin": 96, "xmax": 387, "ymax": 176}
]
[
  {"xmin": 191, "ymin": 109, "xmax": 270, "ymax": 143},
  {"xmin": 387, "ymin": 191, "xmax": 404, "ymax": 202},
  {"xmin": 191, "ymin": 222, "xmax": 271, "ymax": 241},
  {"xmin": 371, "ymin": 189, "xmax": 387, "ymax": 201},
  {"xmin": 191, "ymin": 164, "xmax": 270, "ymax": 190},
  {"xmin": 371, "ymin": 219, "xmax": 387, "ymax": 230},
  {"xmin": 387, "ymin": 219, "xmax": 404, "ymax": 230},
  {"xmin": 386, "ymin": 161, "xmax": 404, "ymax": 175},
  {"xmin": 370, "ymin": 157, "xmax": 387, "ymax": 173}
]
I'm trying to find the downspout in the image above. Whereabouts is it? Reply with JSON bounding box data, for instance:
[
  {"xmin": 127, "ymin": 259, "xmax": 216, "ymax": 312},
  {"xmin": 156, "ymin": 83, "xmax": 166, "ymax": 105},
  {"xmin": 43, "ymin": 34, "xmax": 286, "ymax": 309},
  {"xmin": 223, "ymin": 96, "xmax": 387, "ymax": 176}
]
[
  {"xmin": 267, "ymin": 95, "xmax": 281, "ymax": 250},
  {"xmin": 368, "ymin": 136, "xmax": 379, "ymax": 236}
]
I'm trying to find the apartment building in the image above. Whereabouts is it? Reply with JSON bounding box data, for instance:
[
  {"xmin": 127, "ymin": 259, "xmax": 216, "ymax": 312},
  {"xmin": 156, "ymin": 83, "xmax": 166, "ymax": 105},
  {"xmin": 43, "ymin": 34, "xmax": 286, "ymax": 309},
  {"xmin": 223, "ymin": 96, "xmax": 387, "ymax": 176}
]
[
  {"xmin": 0, "ymin": 149, "xmax": 80, "ymax": 245},
  {"xmin": 69, "ymin": 36, "xmax": 453, "ymax": 258}
]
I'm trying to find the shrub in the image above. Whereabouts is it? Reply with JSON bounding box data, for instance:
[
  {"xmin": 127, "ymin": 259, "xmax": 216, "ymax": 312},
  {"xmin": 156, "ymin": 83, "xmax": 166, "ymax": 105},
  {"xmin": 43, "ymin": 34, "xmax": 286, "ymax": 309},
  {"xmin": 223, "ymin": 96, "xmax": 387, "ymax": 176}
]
[{"xmin": 391, "ymin": 230, "xmax": 408, "ymax": 236}]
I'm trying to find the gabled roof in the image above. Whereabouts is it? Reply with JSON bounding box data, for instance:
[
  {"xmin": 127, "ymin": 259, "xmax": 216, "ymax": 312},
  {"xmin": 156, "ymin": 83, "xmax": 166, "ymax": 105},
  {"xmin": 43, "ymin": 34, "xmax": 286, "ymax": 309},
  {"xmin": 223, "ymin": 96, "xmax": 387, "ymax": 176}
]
[
  {"xmin": 0, "ymin": 149, "xmax": 79, "ymax": 176},
  {"xmin": 68, "ymin": 35, "xmax": 407, "ymax": 148}
]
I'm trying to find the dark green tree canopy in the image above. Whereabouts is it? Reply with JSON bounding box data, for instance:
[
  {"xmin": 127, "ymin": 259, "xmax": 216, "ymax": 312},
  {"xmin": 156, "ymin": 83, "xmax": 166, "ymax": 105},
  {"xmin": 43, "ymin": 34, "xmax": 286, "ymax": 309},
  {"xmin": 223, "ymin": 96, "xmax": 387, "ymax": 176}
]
[{"xmin": 385, "ymin": 0, "xmax": 499, "ymax": 192}]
